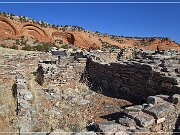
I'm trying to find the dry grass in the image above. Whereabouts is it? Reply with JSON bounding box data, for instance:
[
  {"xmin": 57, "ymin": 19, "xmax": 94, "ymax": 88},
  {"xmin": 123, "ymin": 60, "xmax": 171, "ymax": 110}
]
[{"xmin": 0, "ymin": 82, "xmax": 18, "ymax": 133}]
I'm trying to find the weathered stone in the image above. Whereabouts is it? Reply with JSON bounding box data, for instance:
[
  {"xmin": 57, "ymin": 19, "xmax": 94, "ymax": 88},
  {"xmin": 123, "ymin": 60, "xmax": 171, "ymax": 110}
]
[
  {"xmin": 75, "ymin": 131, "xmax": 96, "ymax": 135},
  {"xmin": 124, "ymin": 105, "xmax": 143, "ymax": 119},
  {"xmin": 49, "ymin": 129, "xmax": 72, "ymax": 135},
  {"xmin": 128, "ymin": 128, "xmax": 150, "ymax": 135},
  {"xmin": 16, "ymin": 74, "xmax": 24, "ymax": 79},
  {"xmin": 124, "ymin": 105, "xmax": 143, "ymax": 112},
  {"xmin": 161, "ymin": 76, "xmax": 179, "ymax": 85},
  {"xmin": 134, "ymin": 112, "xmax": 155, "ymax": 127},
  {"xmin": 146, "ymin": 96, "xmax": 165, "ymax": 105},
  {"xmin": 172, "ymin": 94, "xmax": 180, "ymax": 104},
  {"xmin": 23, "ymin": 91, "xmax": 33, "ymax": 101},
  {"xmin": 118, "ymin": 117, "xmax": 135, "ymax": 128},
  {"xmin": 16, "ymin": 83, "xmax": 26, "ymax": 89},
  {"xmin": 115, "ymin": 131, "xmax": 128, "ymax": 135},
  {"xmin": 78, "ymin": 99, "xmax": 90, "ymax": 105},
  {"xmin": 156, "ymin": 95, "xmax": 171, "ymax": 102},
  {"xmin": 144, "ymin": 103, "xmax": 175, "ymax": 118},
  {"xmin": 19, "ymin": 102, "xmax": 31, "ymax": 109},
  {"xmin": 150, "ymin": 124, "xmax": 162, "ymax": 132},
  {"xmin": 156, "ymin": 117, "xmax": 166, "ymax": 124},
  {"xmin": 97, "ymin": 121, "xmax": 121, "ymax": 134},
  {"xmin": 32, "ymin": 132, "xmax": 48, "ymax": 135}
]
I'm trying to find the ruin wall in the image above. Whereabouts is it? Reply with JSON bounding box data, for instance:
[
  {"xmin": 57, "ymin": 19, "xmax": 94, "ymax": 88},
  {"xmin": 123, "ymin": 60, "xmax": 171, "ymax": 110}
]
[{"xmin": 85, "ymin": 58, "xmax": 180, "ymax": 104}]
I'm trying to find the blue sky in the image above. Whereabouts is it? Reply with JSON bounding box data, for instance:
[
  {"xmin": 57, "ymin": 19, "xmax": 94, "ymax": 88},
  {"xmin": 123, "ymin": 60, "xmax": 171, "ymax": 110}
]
[{"xmin": 0, "ymin": 1, "xmax": 180, "ymax": 43}]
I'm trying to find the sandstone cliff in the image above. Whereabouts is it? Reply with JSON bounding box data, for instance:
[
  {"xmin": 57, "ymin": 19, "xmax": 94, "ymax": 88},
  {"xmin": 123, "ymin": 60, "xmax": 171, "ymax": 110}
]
[{"xmin": 0, "ymin": 12, "xmax": 179, "ymax": 50}]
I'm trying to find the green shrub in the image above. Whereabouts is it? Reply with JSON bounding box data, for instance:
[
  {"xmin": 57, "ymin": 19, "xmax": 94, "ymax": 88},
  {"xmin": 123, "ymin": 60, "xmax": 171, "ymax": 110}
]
[
  {"xmin": 10, "ymin": 45, "xmax": 18, "ymax": 50},
  {"xmin": 61, "ymin": 44, "xmax": 69, "ymax": 49},
  {"xmin": 1, "ymin": 44, "xmax": 7, "ymax": 48},
  {"xmin": 22, "ymin": 45, "xmax": 32, "ymax": 51},
  {"xmin": 102, "ymin": 44, "xmax": 120, "ymax": 49},
  {"xmin": 32, "ymin": 43, "xmax": 60, "ymax": 52}
]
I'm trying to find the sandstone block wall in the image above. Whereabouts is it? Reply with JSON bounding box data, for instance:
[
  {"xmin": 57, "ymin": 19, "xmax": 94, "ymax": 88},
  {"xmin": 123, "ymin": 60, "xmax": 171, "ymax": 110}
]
[
  {"xmin": 85, "ymin": 58, "xmax": 180, "ymax": 104},
  {"xmin": 37, "ymin": 58, "xmax": 87, "ymax": 85}
]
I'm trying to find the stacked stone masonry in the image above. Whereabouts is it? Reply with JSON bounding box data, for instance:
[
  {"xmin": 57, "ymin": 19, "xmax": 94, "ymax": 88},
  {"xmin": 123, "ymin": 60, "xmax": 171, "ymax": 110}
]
[
  {"xmin": 35, "ymin": 49, "xmax": 180, "ymax": 134},
  {"xmin": 37, "ymin": 57, "xmax": 87, "ymax": 85},
  {"xmin": 86, "ymin": 57, "xmax": 180, "ymax": 104},
  {"xmin": 15, "ymin": 73, "xmax": 34, "ymax": 134}
]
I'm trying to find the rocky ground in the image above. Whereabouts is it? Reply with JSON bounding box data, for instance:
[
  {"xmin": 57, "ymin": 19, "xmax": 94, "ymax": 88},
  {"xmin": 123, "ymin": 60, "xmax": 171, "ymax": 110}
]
[{"xmin": 0, "ymin": 47, "xmax": 132, "ymax": 134}]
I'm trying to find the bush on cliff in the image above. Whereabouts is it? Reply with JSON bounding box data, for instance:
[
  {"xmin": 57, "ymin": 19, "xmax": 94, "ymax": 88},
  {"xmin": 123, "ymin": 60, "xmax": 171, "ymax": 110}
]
[
  {"xmin": 22, "ymin": 45, "xmax": 32, "ymax": 51},
  {"xmin": 10, "ymin": 45, "xmax": 18, "ymax": 50},
  {"xmin": 60, "ymin": 44, "xmax": 70, "ymax": 49}
]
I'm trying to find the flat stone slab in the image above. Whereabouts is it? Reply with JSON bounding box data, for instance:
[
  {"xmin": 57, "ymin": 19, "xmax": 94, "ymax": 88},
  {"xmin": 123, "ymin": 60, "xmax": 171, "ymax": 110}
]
[
  {"xmin": 156, "ymin": 95, "xmax": 171, "ymax": 102},
  {"xmin": 156, "ymin": 117, "xmax": 166, "ymax": 124},
  {"xmin": 97, "ymin": 121, "xmax": 122, "ymax": 133},
  {"xmin": 75, "ymin": 132, "xmax": 96, "ymax": 135},
  {"xmin": 115, "ymin": 131, "xmax": 129, "ymax": 135},
  {"xmin": 118, "ymin": 117, "xmax": 136, "ymax": 128},
  {"xmin": 134, "ymin": 112, "xmax": 155, "ymax": 128},
  {"xmin": 146, "ymin": 96, "xmax": 165, "ymax": 105},
  {"xmin": 124, "ymin": 105, "xmax": 143, "ymax": 112},
  {"xmin": 16, "ymin": 83, "xmax": 27, "ymax": 89},
  {"xmin": 124, "ymin": 105, "xmax": 143, "ymax": 119},
  {"xmin": 143, "ymin": 103, "xmax": 175, "ymax": 118},
  {"xmin": 32, "ymin": 133, "xmax": 48, "ymax": 135},
  {"xmin": 23, "ymin": 91, "xmax": 33, "ymax": 101}
]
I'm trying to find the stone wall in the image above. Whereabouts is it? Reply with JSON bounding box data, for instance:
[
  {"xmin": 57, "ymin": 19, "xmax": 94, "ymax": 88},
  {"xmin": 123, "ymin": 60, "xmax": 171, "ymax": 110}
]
[
  {"xmin": 85, "ymin": 57, "xmax": 180, "ymax": 104},
  {"xmin": 35, "ymin": 49, "xmax": 180, "ymax": 133},
  {"xmin": 90, "ymin": 50, "xmax": 120, "ymax": 63},
  {"xmin": 36, "ymin": 57, "xmax": 87, "ymax": 85},
  {"xmin": 37, "ymin": 50, "xmax": 180, "ymax": 104},
  {"xmin": 90, "ymin": 48, "xmax": 140, "ymax": 63},
  {"xmin": 14, "ymin": 73, "xmax": 34, "ymax": 134}
]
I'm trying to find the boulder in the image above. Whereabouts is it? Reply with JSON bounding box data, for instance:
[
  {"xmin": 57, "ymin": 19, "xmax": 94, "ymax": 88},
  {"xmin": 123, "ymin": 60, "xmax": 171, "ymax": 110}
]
[
  {"xmin": 146, "ymin": 96, "xmax": 165, "ymax": 105},
  {"xmin": 144, "ymin": 103, "xmax": 175, "ymax": 118},
  {"xmin": 118, "ymin": 117, "xmax": 135, "ymax": 128},
  {"xmin": 134, "ymin": 112, "xmax": 155, "ymax": 127},
  {"xmin": 124, "ymin": 105, "xmax": 143, "ymax": 119},
  {"xmin": 16, "ymin": 83, "xmax": 26, "ymax": 89},
  {"xmin": 23, "ymin": 91, "xmax": 33, "ymax": 101},
  {"xmin": 156, "ymin": 117, "xmax": 165, "ymax": 124},
  {"xmin": 96, "ymin": 121, "xmax": 122, "ymax": 135},
  {"xmin": 172, "ymin": 94, "xmax": 180, "ymax": 104}
]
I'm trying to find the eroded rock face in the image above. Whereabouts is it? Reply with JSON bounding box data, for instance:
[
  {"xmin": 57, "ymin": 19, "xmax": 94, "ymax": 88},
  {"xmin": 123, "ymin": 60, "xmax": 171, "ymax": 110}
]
[
  {"xmin": 0, "ymin": 14, "xmax": 180, "ymax": 50},
  {"xmin": 0, "ymin": 15, "xmax": 75, "ymax": 44}
]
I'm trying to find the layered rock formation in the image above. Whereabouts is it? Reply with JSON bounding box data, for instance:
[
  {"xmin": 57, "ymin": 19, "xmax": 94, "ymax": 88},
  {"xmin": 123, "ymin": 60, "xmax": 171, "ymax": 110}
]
[{"xmin": 0, "ymin": 13, "xmax": 180, "ymax": 50}]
